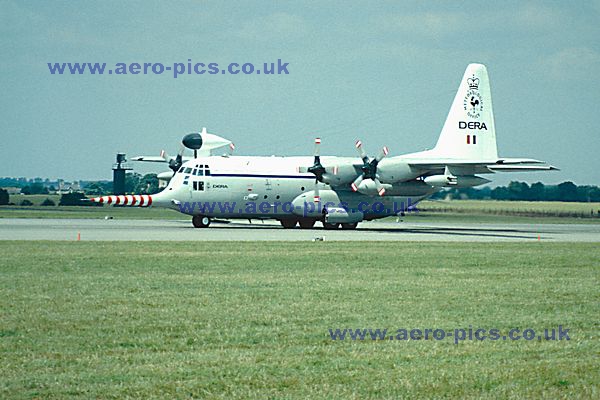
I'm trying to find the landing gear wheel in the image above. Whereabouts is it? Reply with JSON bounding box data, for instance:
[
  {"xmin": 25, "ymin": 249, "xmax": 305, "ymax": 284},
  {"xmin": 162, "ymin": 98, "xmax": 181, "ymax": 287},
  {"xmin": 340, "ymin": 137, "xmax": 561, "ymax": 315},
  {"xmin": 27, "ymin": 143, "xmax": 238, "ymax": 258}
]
[
  {"xmin": 280, "ymin": 219, "xmax": 298, "ymax": 229},
  {"xmin": 192, "ymin": 215, "xmax": 211, "ymax": 228},
  {"xmin": 341, "ymin": 222, "xmax": 358, "ymax": 230},
  {"xmin": 323, "ymin": 222, "xmax": 340, "ymax": 230},
  {"xmin": 298, "ymin": 218, "xmax": 316, "ymax": 229}
]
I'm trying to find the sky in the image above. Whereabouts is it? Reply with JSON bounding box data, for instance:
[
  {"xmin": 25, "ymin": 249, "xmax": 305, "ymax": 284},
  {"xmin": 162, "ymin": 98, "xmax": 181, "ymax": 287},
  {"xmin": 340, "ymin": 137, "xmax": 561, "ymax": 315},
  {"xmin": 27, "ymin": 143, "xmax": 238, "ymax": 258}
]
[{"xmin": 1, "ymin": 0, "xmax": 599, "ymax": 186}]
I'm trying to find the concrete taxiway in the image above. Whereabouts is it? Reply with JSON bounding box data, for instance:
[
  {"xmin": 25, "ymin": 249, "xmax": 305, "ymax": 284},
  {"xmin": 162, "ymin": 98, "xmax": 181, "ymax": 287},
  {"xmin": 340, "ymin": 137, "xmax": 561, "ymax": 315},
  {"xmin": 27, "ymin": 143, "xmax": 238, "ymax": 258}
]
[{"xmin": 1, "ymin": 218, "xmax": 599, "ymax": 242}]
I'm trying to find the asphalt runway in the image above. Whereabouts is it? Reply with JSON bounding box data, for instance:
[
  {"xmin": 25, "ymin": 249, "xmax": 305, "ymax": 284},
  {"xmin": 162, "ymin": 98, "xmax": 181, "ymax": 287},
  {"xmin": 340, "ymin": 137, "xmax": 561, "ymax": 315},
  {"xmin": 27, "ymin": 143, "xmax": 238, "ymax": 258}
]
[{"xmin": 1, "ymin": 218, "xmax": 600, "ymax": 242}]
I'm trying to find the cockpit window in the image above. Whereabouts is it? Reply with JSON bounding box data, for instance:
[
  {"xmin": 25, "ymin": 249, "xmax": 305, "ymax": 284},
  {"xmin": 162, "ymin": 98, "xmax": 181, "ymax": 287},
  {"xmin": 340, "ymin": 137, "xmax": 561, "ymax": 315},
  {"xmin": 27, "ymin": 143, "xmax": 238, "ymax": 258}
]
[
  {"xmin": 192, "ymin": 169, "xmax": 197, "ymax": 175},
  {"xmin": 184, "ymin": 167, "xmax": 192, "ymax": 173},
  {"xmin": 178, "ymin": 167, "xmax": 184, "ymax": 173},
  {"xmin": 194, "ymin": 165, "xmax": 210, "ymax": 176}
]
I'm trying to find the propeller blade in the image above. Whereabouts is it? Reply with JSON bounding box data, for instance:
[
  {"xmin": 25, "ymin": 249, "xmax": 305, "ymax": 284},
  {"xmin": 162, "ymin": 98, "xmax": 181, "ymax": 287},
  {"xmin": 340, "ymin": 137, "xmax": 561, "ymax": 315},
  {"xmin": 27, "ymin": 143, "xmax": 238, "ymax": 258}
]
[
  {"xmin": 375, "ymin": 146, "xmax": 389, "ymax": 162},
  {"xmin": 374, "ymin": 178, "xmax": 386, "ymax": 196},
  {"xmin": 314, "ymin": 137, "xmax": 321, "ymax": 157},
  {"xmin": 355, "ymin": 140, "xmax": 368, "ymax": 161},
  {"xmin": 314, "ymin": 181, "xmax": 321, "ymax": 203},
  {"xmin": 160, "ymin": 149, "xmax": 170, "ymax": 161},
  {"xmin": 351, "ymin": 175, "xmax": 363, "ymax": 192},
  {"xmin": 168, "ymin": 144, "xmax": 186, "ymax": 174}
]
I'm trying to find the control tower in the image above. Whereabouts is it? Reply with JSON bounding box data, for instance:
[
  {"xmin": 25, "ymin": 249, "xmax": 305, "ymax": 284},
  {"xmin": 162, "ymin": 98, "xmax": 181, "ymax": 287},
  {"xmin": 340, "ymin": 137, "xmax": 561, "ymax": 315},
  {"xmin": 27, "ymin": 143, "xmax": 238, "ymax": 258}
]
[{"xmin": 112, "ymin": 153, "xmax": 132, "ymax": 195}]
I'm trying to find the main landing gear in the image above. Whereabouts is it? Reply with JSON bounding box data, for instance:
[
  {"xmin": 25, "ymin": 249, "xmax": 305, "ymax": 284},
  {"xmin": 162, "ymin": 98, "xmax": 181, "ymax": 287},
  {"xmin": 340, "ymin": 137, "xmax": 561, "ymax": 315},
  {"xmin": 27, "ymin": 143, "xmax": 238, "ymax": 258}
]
[
  {"xmin": 279, "ymin": 218, "xmax": 358, "ymax": 230},
  {"xmin": 192, "ymin": 215, "xmax": 211, "ymax": 228},
  {"xmin": 279, "ymin": 218, "xmax": 317, "ymax": 229},
  {"xmin": 323, "ymin": 222, "xmax": 358, "ymax": 230}
]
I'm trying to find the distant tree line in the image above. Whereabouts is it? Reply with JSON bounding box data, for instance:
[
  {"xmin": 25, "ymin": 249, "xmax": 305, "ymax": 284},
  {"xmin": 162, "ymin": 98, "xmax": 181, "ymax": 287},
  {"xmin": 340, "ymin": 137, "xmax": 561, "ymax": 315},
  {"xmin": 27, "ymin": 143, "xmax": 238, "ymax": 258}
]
[
  {"xmin": 21, "ymin": 183, "xmax": 50, "ymax": 195},
  {"xmin": 431, "ymin": 181, "xmax": 600, "ymax": 202},
  {"xmin": 0, "ymin": 173, "xmax": 160, "ymax": 196},
  {"xmin": 82, "ymin": 173, "xmax": 159, "ymax": 195}
]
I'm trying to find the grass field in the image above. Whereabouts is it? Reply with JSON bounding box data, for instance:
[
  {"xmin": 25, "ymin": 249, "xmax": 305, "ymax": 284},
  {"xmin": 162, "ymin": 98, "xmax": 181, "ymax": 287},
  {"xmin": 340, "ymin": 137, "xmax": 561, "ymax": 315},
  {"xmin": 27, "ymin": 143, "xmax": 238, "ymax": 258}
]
[
  {"xmin": 420, "ymin": 200, "xmax": 600, "ymax": 219},
  {"xmin": 1, "ymin": 241, "xmax": 598, "ymax": 398}
]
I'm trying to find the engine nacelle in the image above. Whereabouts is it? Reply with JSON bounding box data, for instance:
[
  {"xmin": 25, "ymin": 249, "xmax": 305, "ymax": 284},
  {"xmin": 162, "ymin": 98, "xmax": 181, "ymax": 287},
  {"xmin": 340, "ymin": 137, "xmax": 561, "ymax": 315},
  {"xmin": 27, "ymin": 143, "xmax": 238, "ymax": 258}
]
[
  {"xmin": 356, "ymin": 179, "xmax": 392, "ymax": 196},
  {"xmin": 377, "ymin": 159, "xmax": 420, "ymax": 183},
  {"xmin": 324, "ymin": 207, "xmax": 364, "ymax": 224},
  {"xmin": 291, "ymin": 189, "xmax": 341, "ymax": 217}
]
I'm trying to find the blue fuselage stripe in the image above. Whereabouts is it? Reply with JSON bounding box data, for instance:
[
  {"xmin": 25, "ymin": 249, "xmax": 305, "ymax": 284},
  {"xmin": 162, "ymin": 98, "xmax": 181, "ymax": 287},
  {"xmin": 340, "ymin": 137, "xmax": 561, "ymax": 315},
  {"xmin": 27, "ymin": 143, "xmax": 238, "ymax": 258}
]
[{"xmin": 210, "ymin": 173, "xmax": 315, "ymax": 179}]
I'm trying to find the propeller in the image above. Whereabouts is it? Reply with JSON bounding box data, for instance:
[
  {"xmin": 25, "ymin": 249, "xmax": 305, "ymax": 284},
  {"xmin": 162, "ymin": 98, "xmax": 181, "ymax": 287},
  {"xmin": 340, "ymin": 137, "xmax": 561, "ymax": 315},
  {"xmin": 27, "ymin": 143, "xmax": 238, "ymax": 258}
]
[
  {"xmin": 307, "ymin": 138, "xmax": 324, "ymax": 203},
  {"xmin": 350, "ymin": 140, "xmax": 389, "ymax": 196},
  {"xmin": 163, "ymin": 144, "xmax": 186, "ymax": 175}
]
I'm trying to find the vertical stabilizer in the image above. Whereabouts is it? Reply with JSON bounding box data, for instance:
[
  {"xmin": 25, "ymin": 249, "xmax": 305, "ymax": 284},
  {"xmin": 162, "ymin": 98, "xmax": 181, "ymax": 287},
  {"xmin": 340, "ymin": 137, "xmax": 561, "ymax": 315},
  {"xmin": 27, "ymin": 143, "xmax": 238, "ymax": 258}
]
[{"xmin": 432, "ymin": 64, "xmax": 498, "ymax": 160}]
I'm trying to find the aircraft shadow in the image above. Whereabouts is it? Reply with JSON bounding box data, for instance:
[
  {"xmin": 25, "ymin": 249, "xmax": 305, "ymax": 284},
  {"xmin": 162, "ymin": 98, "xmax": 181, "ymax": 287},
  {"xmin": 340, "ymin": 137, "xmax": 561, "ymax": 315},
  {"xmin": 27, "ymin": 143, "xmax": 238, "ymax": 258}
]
[{"xmin": 187, "ymin": 221, "xmax": 551, "ymax": 240}]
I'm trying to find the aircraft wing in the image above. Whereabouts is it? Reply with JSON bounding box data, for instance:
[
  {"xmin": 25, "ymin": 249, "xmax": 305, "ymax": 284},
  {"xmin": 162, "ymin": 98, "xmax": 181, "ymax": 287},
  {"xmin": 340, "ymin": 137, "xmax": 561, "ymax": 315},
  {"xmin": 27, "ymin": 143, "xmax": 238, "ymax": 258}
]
[
  {"xmin": 130, "ymin": 156, "xmax": 167, "ymax": 163},
  {"xmin": 130, "ymin": 155, "xmax": 192, "ymax": 163}
]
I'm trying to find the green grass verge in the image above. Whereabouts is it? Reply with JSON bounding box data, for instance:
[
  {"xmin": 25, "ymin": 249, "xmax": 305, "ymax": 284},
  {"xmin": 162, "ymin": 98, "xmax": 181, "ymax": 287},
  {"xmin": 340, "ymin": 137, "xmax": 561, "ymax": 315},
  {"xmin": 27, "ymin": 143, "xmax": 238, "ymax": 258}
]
[{"xmin": 1, "ymin": 242, "xmax": 598, "ymax": 398}]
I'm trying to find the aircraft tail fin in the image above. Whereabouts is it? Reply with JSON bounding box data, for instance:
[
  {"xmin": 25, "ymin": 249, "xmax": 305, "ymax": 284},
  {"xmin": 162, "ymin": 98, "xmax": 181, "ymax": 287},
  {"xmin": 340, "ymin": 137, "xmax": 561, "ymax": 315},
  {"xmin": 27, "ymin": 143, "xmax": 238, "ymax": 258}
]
[{"xmin": 431, "ymin": 63, "xmax": 498, "ymax": 161}]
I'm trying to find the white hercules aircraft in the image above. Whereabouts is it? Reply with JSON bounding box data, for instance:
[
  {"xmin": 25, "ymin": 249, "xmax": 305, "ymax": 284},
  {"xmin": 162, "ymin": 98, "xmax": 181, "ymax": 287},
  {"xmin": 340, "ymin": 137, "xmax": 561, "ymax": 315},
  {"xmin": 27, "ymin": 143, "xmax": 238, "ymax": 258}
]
[{"xmin": 90, "ymin": 64, "xmax": 557, "ymax": 229}]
